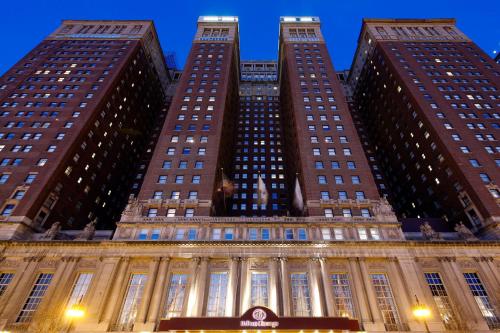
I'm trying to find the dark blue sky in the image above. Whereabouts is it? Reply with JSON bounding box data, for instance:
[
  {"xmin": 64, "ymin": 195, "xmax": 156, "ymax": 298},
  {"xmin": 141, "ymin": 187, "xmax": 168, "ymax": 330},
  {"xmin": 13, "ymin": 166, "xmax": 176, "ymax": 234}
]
[{"xmin": 1, "ymin": 0, "xmax": 499, "ymax": 74}]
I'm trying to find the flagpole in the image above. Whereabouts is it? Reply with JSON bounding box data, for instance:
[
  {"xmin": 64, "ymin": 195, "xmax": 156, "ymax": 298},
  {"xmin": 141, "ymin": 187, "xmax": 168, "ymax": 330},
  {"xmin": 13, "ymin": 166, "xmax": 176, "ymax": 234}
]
[{"xmin": 221, "ymin": 167, "xmax": 226, "ymax": 213}]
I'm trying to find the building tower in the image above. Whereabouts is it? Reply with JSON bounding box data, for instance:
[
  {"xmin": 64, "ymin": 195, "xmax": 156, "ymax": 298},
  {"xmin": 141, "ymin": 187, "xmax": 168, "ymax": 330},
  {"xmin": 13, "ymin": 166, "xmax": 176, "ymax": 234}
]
[
  {"xmin": 134, "ymin": 16, "xmax": 240, "ymax": 218},
  {"xmin": 279, "ymin": 17, "xmax": 384, "ymax": 218},
  {"xmin": 230, "ymin": 61, "xmax": 288, "ymax": 216},
  {"xmin": 348, "ymin": 19, "xmax": 500, "ymax": 237},
  {"xmin": 0, "ymin": 20, "xmax": 170, "ymax": 238}
]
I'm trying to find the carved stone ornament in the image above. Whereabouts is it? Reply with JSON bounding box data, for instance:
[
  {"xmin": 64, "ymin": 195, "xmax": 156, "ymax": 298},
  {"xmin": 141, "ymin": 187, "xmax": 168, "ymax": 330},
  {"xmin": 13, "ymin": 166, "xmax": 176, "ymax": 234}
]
[
  {"xmin": 75, "ymin": 220, "xmax": 96, "ymax": 240},
  {"xmin": 122, "ymin": 197, "xmax": 143, "ymax": 217},
  {"xmin": 454, "ymin": 222, "xmax": 478, "ymax": 241},
  {"xmin": 373, "ymin": 198, "xmax": 395, "ymax": 216},
  {"xmin": 420, "ymin": 221, "xmax": 441, "ymax": 240},
  {"xmin": 41, "ymin": 221, "xmax": 61, "ymax": 240}
]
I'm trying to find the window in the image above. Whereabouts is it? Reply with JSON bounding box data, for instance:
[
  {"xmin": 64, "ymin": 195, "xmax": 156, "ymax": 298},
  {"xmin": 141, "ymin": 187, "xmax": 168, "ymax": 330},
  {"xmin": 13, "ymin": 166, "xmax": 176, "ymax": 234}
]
[
  {"xmin": 12, "ymin": 190, "xmax": 25, "ymax": 200},
  {"xmin": 463, "ymin": 272, "xmax": 500, "ymax": 329},
  {"xmin": 163, "ymin": 274, "xmax": 188, "ymax": 318},
  {"xmin": 206, "ymin": 272, "xmax": 228, "ymax": 316},
  {"xmin": 251, "ymin": 272, "xmax": 269, "ymax": 307},
  {"xmin": 167, "ymin": 209, "xmax": 176, "ymax": 217},
  {"xmin": 192, "ymin": 175, "xmax": 201, "ymax": 184},
  {"xmin": 324, "ymin": 208, "xmax": 334, "ymax": 218},
  {"xmin": 358, "ymin": 228, "xmax": 368, "ymax": 240},
  {"xmin": 66, "ymin": 273, "xmax": 93, "ymax": 309},
  {"xmin": 212, "ymin": 228, "xmax": 222, "ymax": 240},
  {"xmin": 175, "ymin": 176, "xmax": 184, "ymax": 184},
  {"xmin": 0, "ymin": 273, "xmax": 14, "ymax": 296},
  {"xmin": 320, "ymin": 191, "xmax": 330, "ymax": 200},
  {"xmin": 291, "ymin": 273, "xmax": 312, "ymax": 316},
  {"xmin": 331, "ymin": 273, "xmax": 356, "ymax": 318},
  {"xmin": 318, "ymin": 175, "xmax": 327, "ymax": 184},
  {"xmin": 185, "ymin": 209, "xmax": 195, "ymax": 217},
  {"xmin": 321, "ymin": 228, "xmax": 331, "ymax": 240},
  {"xmin": 147, "ymin": 208, "xmax": 158, "ymax": 217},
  {"xmin": 424, "ymin": 273, "xmax": 459, "ymax": 330},
  {"xmin": 1, "ymin": 204, "xmax": 15, "ymax": 216},
  {"xmin": 361, "ymin": 209, "xmax": 371, "ymax": 218},
  {"xmin": 158, "ymin": 175, "xmax": 167, "ymax": 184},
  {"xmin": 370, "ymin": 274, "xmax": 403, "ymax": 331},
  {"xmin": 469, "ymin": 159, "xmax": 481, "ymax": 167},
  {"xmin": 16, "ymin": 273, "xmax": 53, "ymax": 323},
  {"xmin": 0, "ymin": 174, "xmax": 9, "ymax": 184},
  {"xmin": 333, "ymin": 228, "xmax": 344, "ymax": 240},
  {"xmin": 116, "ymin": 274, "xmax": 148, "ymax": 330}
]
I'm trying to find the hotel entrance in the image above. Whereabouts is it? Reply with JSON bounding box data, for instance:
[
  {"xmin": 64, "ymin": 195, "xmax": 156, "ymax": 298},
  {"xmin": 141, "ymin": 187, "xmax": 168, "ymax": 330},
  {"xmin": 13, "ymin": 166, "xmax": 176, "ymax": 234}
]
[{"xmin": 159, "ymin": 307, "xmax": 362, "ymax": 332}]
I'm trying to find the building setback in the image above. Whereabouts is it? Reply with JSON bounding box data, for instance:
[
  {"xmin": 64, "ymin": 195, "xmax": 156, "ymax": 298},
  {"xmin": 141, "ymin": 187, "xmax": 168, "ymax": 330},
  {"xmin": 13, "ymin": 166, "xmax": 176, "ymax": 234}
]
[
  {"xmin": 348, "ymin": 19, "xmax": 500, "ymax": 238},
  {"xmin": 0, "ymin": 20, "xmax": 170, "ymax": 237},
  {"xmin": 0, "ymin": 16, "xmax": 498, "ymax": 333}
]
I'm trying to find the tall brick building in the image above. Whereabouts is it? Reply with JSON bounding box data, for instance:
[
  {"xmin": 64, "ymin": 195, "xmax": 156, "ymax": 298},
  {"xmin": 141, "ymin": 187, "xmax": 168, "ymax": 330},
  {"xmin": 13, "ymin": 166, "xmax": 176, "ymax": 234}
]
[
  {"xmin": 0, "ymin": 16, "xmax": 498, "ymax": 333},
  {"xmin": 0, "ymin": 20, "xmax": 170, "ymax": 238},
  {"xmin": 348, "ymin": 19, "xmax": 500, "ymax": 238}
]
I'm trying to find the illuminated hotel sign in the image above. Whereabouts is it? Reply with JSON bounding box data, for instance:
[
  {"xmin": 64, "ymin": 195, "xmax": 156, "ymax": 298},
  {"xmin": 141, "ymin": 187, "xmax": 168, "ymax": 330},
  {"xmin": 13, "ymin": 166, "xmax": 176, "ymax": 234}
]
[
  {"xmin": 158, "ymin": 306, "xmax": 361, "ymax": 332},
  {"xmin": 240, "ymin": 308, "xmax": 279, "ymax": 328}
]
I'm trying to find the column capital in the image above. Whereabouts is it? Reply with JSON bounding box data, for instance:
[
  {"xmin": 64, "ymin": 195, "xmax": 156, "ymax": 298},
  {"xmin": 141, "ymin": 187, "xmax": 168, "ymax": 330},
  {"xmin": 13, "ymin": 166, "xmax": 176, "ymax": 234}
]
[
  {"xmin": 473, "ymin": 256, "xmax": 494, "ymax": 263},
  {"xmin": 438, "ymin": 256, "xmax": 456, "ymax": 263},
  {"xmin": 309, "ymin": 256, "xmax": 323, "ymax": 263}
]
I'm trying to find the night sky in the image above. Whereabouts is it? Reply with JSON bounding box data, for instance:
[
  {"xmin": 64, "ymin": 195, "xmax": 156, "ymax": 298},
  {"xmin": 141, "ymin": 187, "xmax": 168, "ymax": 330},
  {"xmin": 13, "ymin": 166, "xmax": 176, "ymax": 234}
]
[{"xmin": 1, "ymin": 0, "xmax": 499, "ymax": 75}]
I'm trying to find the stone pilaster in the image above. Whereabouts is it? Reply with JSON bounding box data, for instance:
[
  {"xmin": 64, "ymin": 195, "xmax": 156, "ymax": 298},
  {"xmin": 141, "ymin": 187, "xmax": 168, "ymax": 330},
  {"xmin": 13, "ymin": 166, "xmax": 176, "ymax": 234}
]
[
  {"xmin": 225, "ymin": 257, "xmax": 240, "ymax": 316},
  {"xmin": 308, "ymin": 257, "xmax": 324, "ymax": 316},
  {"xmin": 319, "ymin": 258, "xmax": 337, "ymax": 316},
  {"xmin": 134, "ymin": 257, "xmax": 161, "ymax": 331},
  {"xmin": 146, "ymin": 257, "xmax": 170, "ymax": 324},
  {"xmin": 279, "ymin": 257, "xmax": 291, "ymax": 316}
]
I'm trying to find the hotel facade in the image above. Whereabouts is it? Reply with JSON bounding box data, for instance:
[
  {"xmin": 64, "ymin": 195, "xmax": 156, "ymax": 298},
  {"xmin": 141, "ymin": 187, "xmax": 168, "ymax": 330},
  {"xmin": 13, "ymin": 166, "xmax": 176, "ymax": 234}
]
[{"xmin": 0, "ymin": 17, "xmax": 498, "ymax": 333}]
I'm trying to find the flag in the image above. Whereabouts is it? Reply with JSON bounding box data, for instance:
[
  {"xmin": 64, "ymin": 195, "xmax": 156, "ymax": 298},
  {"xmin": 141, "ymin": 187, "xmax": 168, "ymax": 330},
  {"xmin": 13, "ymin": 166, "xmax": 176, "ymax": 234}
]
[
  {"xmin": 292, "ymin": 177, "xmax": 304, "ymax": 213},
  {"xmin": 257, "ymin": 174, "xmax": 268, "ymax": 207},
  {"xmin": 220, "ymin": 172, "xmax": 234, "ymax": 197}
]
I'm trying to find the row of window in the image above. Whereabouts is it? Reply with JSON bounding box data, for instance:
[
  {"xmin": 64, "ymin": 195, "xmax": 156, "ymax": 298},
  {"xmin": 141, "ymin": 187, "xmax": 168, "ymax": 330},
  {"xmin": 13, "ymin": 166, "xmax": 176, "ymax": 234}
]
[{"xmin": 6, "ymin": 266, "xmax": 497, "ymax": 329}]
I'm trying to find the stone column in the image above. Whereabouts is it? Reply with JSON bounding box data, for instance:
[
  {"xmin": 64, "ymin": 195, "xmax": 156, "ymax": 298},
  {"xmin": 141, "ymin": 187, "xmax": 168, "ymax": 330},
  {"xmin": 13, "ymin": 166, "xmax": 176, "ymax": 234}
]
[
  {"xmin": 47, "ymin": 257, "xmax": 81, "ymax": 313},
  {"xmin": 269, "ymin": 257, "xmax": 280, "ymax": 314},
  {"xmin": 439, "ymin": 257, "xmax": 490, "ymax": 331},
  {"xmin": 356, "ymin": 258, "xmax": 385, "ymax": 331},
  {"xmin": 482, "ymin": 257, "xmax": 500, "ymax": 285},
  {"xmin": 185, "ymin": 257, "xmax": 201, "ymax": 316},
  {"xmin": 135, "ymin": 258, "xmax": 161, "ymax": 324},
  {"xmin": 279, "ymin": 257, "xmax": 291, "ymax": 316},
  {"xmin": 194, "ymin": 257, "xmax": 209, "ymax": 316},
  {"xmin": 397, "ymin": 258, "xmax": 444, "ymax": 332},
  {"xmin": 146, "ymin": 257, "xmax": 171, "ymax": 324},
  {"xmin": 308, "ymin": 257, "xmax": 324, "ymax": 316},
  {"xmin": 0, "ymin": 257, "xmax": 37, "ymax": 317},
  {"xmin": 474, "ymin": 257, "xmax": 500, "ymax": 294},
  {"xmin": 319, "ymin": 258, "xmax": 337, "ymax": 316},
  {"xmin": 225, "ymin": 257, "xmax": 240, "ymax": 316},
  {"xmin": 239, "ymin": 258, "xmax": 250, "ymax": 315},
  {"xmin": 387, "ymin": 258, "xmax": 417, "ymax": 330},
  {"xmin": 100, "ymin": 257, "xmax": 130, "ymax": 324}
]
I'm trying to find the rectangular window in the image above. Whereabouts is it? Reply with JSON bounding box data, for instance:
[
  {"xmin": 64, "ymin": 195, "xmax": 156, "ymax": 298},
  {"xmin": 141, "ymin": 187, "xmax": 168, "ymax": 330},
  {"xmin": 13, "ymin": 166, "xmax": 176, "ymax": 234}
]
[
  {"xmin": 16, "ymin": 273, "xmax": 53, "ymax": 322},
  {"xmin": 206, "ymin": 272, "xmax": 228, "ymax": 316},
  {"xmin": 67, "ymin": 273, "xmax": 93, "ymax": 308},
  {"xmin": 0, "ymin": 273, "xmax": 14, "ymax": 296},
  {"xmin": 424, "ymin": 273, "xmax": 459, "ymax": 330},
  {"xmin": 291, "ymin": 273, "xmax": 311, "ymax": 316},
  {"xmin": 251, "ymin": 272, "xmax": 269, "ymax": 307},
  {"xmin": 163, "ymin": 274, "xmax": 188, "ymax": 318},
  {"xmin": 331, "ymin": 273, "xmax": 356, "ymax": 318},
  {"xmin": 463, "ymin": 272, "xmax": 500, "ymax": 329},
  {"xmin": 116, "ymin": 274, "xmax": 148, "ymax": 330},
  {"xmin": 370, "ymin": 274, "xmax": 403, "ymax": 331}
]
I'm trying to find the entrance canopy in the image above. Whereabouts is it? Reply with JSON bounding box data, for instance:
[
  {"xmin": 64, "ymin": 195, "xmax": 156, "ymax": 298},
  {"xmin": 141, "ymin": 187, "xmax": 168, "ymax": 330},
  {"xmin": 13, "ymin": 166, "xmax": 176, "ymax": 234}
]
[{"xmin": 159, "ymin": 307, "xmax": 361, "ymax": 332}]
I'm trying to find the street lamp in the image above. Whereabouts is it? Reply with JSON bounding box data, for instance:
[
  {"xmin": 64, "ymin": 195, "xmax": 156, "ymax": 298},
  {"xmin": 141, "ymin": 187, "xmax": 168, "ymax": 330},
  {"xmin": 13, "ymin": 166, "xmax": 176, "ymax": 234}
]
[
  {"xmin": 65, "ymin": 303, "xmax": 85, "ymax": 332},
  {"xmin": 412, "ymin": 295, "xmax": 431, "ymax": 333}
]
